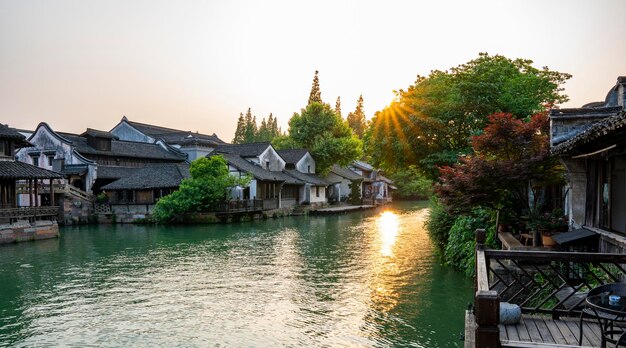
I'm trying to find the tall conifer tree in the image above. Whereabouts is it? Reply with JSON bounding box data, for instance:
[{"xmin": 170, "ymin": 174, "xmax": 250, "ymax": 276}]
[
  {"xmin": 308, "ymin": 70, "xmax": 322, "ymax": 105},
  {"xmin": 347, "ymin": 95, "xmax": 367, "ymax": 138},
  {"xmin": 232, "ymin": 112, "xmax": 246, "ymax": 144},
  {"xmin": 335, "ymin": 96, "xmax": 342, "ymax": 118},
  {"xmin": 243, "ymin": 108, "xmax": 256, "ymax": 143}
]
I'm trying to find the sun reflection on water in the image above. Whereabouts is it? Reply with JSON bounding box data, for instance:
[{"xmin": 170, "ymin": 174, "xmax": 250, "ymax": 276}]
[{"xmin": 377, "ymin": 211, "xmax": 400, "ymax": 257}]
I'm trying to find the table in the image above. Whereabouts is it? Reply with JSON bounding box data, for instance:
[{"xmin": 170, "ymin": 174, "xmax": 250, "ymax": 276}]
[{"xmin": 585, "ymin": 283, "xmax": 626, "ymax": 347}]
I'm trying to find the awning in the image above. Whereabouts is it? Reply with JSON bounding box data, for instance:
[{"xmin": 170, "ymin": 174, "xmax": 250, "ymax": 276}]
[{"xmin": 552, "ymin": 228, "xmax": 598, "ymax": 245}]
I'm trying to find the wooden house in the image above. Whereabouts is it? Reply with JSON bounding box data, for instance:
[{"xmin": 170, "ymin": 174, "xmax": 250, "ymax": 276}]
[
  {"xmin": 550, "ymin": 76, "xmax": 626, "ymax": 253},
  {"xmin": 0, "ymin": 124, "xmax": 62, "ymax": 242},
  {"xmin": 100, "ymin": 163, "xmax": 190, "ymax": 218}
]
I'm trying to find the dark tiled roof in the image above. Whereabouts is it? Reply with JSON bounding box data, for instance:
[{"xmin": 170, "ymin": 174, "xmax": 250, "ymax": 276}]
[
  {"xmin": 214, "ymin": 142, "xmax": 271, "ymax": 158},
  {"xmin": 97, "ymin": 166, "xmax": 141, "ymax": 179},
  {"xmin": 552, "ymin": 111, "xmax": 626, "ymax": 155},
  {"xmin": 0, "ymin": 161, "xmax": 63, "ymax": 179},
  {"xmin": 351, "ymin": 160, "xmax": 375, "ymax": 171},
  {"xmin": 62, "ymin": 134, "xmax": 185, "ymax": 161},
  {"xmin": 217, "ymin": 153, "xmax": 302, "ymax": 184},
  {"xmin": 328, "ymin": 164, "xmax": 362, "ymax": 181},
  {"xmin": 277, "ymin": 149, "xmax": 308, "ymax": 164},
  {"xmin": 126, "ymin": 120, "xmax": 226, "ymax": 146},
  {"xmin": 284, "ymin": 170, "xmax": 328, "ymax": 186},
  {"xmin": 378, "ymin": 174, "xmax": 394, "ymax": 184},
  {"xmin": 81, "ymin": 128, "xmax": 118, "ymax": 139},
  {"xmin": 101, "ymin": 164, "xmax": 190, "ymax": 190},
  {"xmin": 62, "ymin": 165, "xmax": 88, "ymax": 175},
  {"xmin": 0, "ymin": 124, "xmax": 32, "ymax": 147}
]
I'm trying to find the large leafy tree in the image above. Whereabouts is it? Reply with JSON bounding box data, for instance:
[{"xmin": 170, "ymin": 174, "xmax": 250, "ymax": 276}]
[
  {"xmin": 364, "ymin": 53, "xmax": 571, "ymax": 178},
  {"xmin": 287, "ymin": 102, "xmax": 362, "ymax": 174},
  {"xmin": 152, "ymin": 156, "xmax": 250, "ymax": 223}
]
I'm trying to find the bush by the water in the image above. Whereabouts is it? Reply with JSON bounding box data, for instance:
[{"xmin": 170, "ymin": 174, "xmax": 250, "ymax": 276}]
[
  {"xmin": 152, "ymin": 156, "xmax": 250, "ymax": 223},
  {"xmin": 425, "ymin": 198, "xmax": 455, "ymax": 249},
  {"xmin": 443, "ymin": 208, "xmax": 497, "ymax": 277}
]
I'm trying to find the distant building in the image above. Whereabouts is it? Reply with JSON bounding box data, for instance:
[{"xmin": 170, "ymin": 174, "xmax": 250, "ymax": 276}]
[
  {"xmin": 100, "ymin": 163, "xmax": 190, "ymax": 219},
  {"xmin": 212, "ymin": 143, "xmax": 328, "ymax": 209},
  {"xmin": 16, "ymin": 123, "xmax": 187, "ymax": 196},
  {"xmin": 324, "ymin": 164, "xmax": 363, "ymax": 203},
  {"xmin": 110, "ymin": 116, "xmax": 226, "ymax": 161},
  {"xmin": 349, "ymin": 161, "xmax": 395, "ymax": 204}
]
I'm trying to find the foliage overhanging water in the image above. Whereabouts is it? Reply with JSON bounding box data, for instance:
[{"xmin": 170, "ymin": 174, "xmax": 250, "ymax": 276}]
[{"xmin": 0, "ymin": 201, "xmax": 472, "ymax": 347}]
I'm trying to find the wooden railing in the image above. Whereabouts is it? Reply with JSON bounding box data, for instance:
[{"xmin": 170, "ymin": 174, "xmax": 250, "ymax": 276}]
[
  {"xmin": 209, "ymin": 199, "xmax": 264, "ymax": 213},
  {"xmin": 473, "ymin": 228, "xmax": 626, "ymax": 347},
  {"xmin": 16, "ymin": 182, "xmax": 93, "ymax": 201},
  {"xmin": 0, "ymin": 206, "xmax": 59, "ymax": 223}
]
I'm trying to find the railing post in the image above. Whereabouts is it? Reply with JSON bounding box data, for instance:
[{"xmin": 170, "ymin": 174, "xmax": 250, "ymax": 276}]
[{"xmin": 474, "ymin": 228, "xmax": 500, "ymax": 348}]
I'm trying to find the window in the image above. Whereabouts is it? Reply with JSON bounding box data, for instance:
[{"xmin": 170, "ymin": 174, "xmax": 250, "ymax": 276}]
[
  {"xmin": 307, "ymin": 165, "xmax": 311, "ymax": 173},
  {"xmin": 32, "ymin": 155, "xmax": 39, "ymax": 166},
  {"xmin": 282, "ymin": 185, "xmax": 298, "ymax": 199},
  {"xmin": 316, "ymin": 186, "xmax": 320, "ymax": 197},
  {"xmin": 48, "ymin": 155, "xmax": 55, "ymax": 166},
  {"xmin": 0, "ymin": 141, "xmax": 10, "ymax": 157},
  {"xmin": 266, "ymin": 161, "xmax": 270, "ymax": 169}
]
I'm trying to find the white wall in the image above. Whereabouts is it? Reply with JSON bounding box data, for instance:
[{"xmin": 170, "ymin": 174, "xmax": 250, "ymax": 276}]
[{"xmin": 296, "ymin": 153, "xmax": 316, "ymax": 173}]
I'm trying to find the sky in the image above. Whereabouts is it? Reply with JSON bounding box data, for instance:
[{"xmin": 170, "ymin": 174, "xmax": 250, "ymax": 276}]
[{"xmin": 1, "ymin": 0, "xmax": 625, "ymax": 141}]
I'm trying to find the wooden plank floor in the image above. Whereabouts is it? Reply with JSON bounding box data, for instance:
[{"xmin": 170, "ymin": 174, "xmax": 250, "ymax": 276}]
[{"xmin": 499, "ymin": 314, "xmax": 602, "ymax": 347}]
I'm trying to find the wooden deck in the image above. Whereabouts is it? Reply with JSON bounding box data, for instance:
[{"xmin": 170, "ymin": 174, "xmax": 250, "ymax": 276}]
[{"xmin": 466, "ymin": 311, "xmax": 602, "ymax": 347}]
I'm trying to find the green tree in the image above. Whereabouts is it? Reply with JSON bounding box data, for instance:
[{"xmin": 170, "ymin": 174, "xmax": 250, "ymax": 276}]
[
  {"xmin": 364, "ymin": 53, "xmax": 571, "ymax": 178},
  {"xmin": 287, "ymin": 102, "xmax": 362, "ymax": 174},
  {"xmin": 347, "ymin": 94, "xmax": 367, "ymax": 138},
  {"xmin": 232, "ymin": 112, "xmax": 246, "ymax": 144},
  {"xmin": 335, "ymin": 96, "xmax": 342, "ymax": 118},
  {"xmin": 308, "ymin": 70, "xmax": 322, "ymax": 105},
  {"xmin": 257, "ymin": 117, "xmax": 269, "ymax": 141},
  {"xmin": 152, "ymin": 156, "xmax": 250, "ymax": 223},
  {"xmin": 243, "ymin": 108, "xmax": 257, "ymax": 143}
]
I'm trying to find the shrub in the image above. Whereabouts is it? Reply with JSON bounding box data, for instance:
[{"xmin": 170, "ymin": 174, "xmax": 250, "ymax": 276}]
[
  {"xmin": 443, "ymin": 208, "xmax": 497, "ymax": 277},
  {"xmin": 425, "ymin": 198, "xmax": 455, "ymax": 249}
]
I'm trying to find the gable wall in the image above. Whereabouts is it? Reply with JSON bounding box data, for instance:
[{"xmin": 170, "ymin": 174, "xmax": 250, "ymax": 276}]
[
  {"xmin": 296, "ymin": 153, "xmax": 315, "ymax": 173},
  {"xmin": 110, "ymin": 122, "xmax": 155, "ymax": 143}
]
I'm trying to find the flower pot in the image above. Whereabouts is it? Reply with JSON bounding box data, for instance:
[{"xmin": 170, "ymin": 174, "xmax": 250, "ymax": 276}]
[{"xmin": 542, "ymin": 234, "xmax": 556, "ymax": 247}]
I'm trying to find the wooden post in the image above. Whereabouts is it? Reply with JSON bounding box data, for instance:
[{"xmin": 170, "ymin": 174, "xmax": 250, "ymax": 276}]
[
  {"xmin": 29, "ymin": 179, "xmax": 33, "ymax": 207},
  {"xmin": 34, "ymin": 179, "xmax": 39, "ymax": 207},
  {"xmin": 475, "ymin": 290, "xmax": 500, "ymax": 348},
  {"xmin": 474, "ymin": 228, "xmax": 500, "ymax": 348},
  {"xmin": 50, "ymin": 178, "xmax": 55, "ymax": 206}
]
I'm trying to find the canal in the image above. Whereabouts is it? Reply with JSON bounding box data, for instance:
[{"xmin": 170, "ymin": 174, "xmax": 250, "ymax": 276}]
[{"xmin": 0, "ymin": 201, "xmax": 473, "ymax": 347}]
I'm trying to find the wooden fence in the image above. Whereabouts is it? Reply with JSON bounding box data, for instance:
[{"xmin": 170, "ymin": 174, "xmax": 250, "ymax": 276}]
[{"xmin": 472, "ymin": 229, "xmax": 626, "ymax": 347}]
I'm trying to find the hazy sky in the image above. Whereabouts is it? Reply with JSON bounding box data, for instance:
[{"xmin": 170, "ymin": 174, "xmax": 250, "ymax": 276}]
[{"xmin": 1, "ymin": 0, "xmax": 625, "ymax": 141}]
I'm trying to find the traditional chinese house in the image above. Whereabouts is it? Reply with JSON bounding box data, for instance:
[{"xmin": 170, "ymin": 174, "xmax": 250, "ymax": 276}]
[
  {"xmin": 550, "ymin": 76, "xmax": 626, "ymax": 252},
  {"xmin": 0, "ymin": 124, "xmax": 63, "ymax": 243}
]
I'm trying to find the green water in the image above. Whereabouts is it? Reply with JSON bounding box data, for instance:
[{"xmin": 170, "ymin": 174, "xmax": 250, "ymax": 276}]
[{"xmin": 0, "ymin": 201, "xmax": 472, "ymax": 347}]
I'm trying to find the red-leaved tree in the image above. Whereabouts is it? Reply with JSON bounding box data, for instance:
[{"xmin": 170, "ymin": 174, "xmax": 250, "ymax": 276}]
[{"xmin": 435, "ymin": 112, "xmax": 563, "ymax": 220}]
